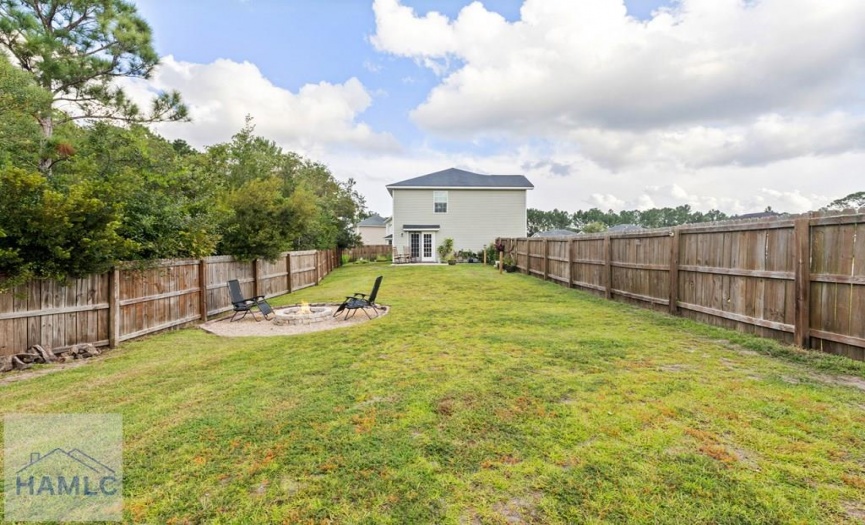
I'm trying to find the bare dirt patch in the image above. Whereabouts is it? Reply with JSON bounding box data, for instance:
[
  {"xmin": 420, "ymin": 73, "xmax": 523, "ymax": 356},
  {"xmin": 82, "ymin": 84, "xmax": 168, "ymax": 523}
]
[
  {"xmin": 658, "ymin": 364, "xmax": 692, "ymax": 373},
  {"xmin": 493, "ymin": 492, "xmax": 542, "ymax": 524},
  {"xmin": 0, "ymin": 360, "xmax": 93, "ymax": 386},
  {"xmin": 817, "ymin": 374, "xmax": 865, "ymax": 393},
  {"xmin": 842, "ymin": 501, "xmax": 865, "ymax": 522},
  {"xmin": 200, "ymin": 303, "xmax": 388, "ymax": 338}
]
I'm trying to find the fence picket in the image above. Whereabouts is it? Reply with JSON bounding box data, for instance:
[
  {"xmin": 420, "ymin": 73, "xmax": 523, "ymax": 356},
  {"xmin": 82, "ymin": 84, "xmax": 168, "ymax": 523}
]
[
  {"xmin": 498, "ymin": 210, "xmax": 865, "ymax": 361},
  {"xmin": 0, "ymin": 248, "xmax": 339, "ymax": 356}
]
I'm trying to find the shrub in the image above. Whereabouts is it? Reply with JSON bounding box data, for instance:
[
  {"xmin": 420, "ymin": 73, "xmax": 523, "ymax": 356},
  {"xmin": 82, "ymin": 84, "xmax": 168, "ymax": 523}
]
[
  {"xmin": 484, "ymin": 243, "xmax": 499, "ymax": 266},
  {"xmin": 0, "ymin": 167, "xmax": 134, "ymax": 288},
  {"xmin": 437, "ymin": 238, "xmax": 455, "ymax": 262}
]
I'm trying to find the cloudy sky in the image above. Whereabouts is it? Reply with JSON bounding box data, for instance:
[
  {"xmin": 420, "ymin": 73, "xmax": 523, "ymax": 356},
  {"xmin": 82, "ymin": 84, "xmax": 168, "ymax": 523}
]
[{"xmin": 130, "ymin": 0, "xmax": 865, "ymax": 216}]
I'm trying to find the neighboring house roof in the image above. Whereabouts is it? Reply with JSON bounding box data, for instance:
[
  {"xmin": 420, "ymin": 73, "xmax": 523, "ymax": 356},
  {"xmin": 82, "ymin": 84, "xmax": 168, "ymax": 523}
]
[
  {"xmin": 532, "ymin": 229, "xmax": 579, "ymax": 238},
  {"xmin": 607, "ymin": 224, "xmax": 643, "ymax": 232},
  {"xmin": 384, "ymin": 234, "xmax": 393, "ymax": 240},
  {"xmin": 733, "ymin": 211, "xmax": 781, "ymax": 220},
  {"xmin": 386, "ymin": 168, "xmax": 534, "ymax": 194},
  {"xmin": 358, "ymin": 214, "xmax": 387, "ymax": 227}
]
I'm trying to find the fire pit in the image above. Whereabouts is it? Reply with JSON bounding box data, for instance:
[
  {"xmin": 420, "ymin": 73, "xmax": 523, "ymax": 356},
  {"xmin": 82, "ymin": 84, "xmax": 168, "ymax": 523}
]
[{"xmin": 273, "ymin": 301, "xmax": 333, "ymax": 326}]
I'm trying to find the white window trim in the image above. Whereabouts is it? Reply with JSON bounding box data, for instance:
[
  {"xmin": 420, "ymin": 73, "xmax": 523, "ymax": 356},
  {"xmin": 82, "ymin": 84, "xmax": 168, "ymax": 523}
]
[{"xmin": 433, "ymin": 191, "xmax": 448, "ymax": 214}]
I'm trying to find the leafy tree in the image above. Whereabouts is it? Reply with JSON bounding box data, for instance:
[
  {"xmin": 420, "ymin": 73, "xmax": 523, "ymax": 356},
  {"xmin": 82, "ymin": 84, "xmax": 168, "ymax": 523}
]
[
  {"xmin": 0, "ymin": 53, "xmax": 49, "ymax": 169},
  {"xmin": 581, "ymin": 221, "xmax": 608, "ymax": 234},
  {"xmin": 527, "ymin": 208, "xmax": 573, "ymax": 236},
  {"xmin": 207, "ymin": 118, "xmax": 364, "ymax": 257},
  {"xmin": 825, "ymin": 191, "xmax": 865, "ymax": 211},
  {"xmin": 61, "ymin": 122, "xmax": 226, "ymax": 259},
  {"xmin": 0, "ymin": 166, "xmax": 133, "ymax": 287},
  {"xmin": 217, "ymin": 177, "xmax": 315, "ymax": 261},
  {"xmin": 0, "ymin": 0, "xmax": 187, "ymax": 172},
  {"xmin": 531, "ymin": 204, "xmax": 730, "ymax": 234}
]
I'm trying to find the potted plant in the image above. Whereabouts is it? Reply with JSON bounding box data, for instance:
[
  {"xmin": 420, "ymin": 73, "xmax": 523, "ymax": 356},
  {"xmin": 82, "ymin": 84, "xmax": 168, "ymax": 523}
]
[
  {"xmin": 437, "ymin": 238, "xmax": 455, "ymax": 264},
  {"xmin": 447, "ymin": 254, "xmax": 457, "ymax": 265},
  {"xmin": 503, "ymin": 255, "xmax": 517, "ymax": 272}
]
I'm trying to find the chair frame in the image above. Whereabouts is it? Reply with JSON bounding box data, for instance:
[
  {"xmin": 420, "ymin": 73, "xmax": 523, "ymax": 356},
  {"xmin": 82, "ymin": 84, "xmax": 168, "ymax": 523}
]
[
  {"xmin": 334, "ymin": 276, "xmax": 383, "ymax": 320},
  {"xmin": 393, "ymin": 245, "xmax": 408, "ymax": 264},
  {"xmin": 228, "ymin": 279, "xmax": 274, "ymax": 322}
]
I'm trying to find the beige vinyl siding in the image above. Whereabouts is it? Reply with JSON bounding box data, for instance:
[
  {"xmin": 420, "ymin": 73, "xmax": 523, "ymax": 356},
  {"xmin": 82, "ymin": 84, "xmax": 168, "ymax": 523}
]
[
  {"xmin": 357, "ymin": 226, "xmax": 388, "ymax": 245},
  {"xmin": 392, "ymin": 189, "xmax": 527, "ymax": 255}
]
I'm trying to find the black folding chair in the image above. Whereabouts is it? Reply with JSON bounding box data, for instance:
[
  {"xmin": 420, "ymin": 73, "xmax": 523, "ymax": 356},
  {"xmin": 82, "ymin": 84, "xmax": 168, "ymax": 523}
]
[
  {"xmin": 333, "ymin": 276, "xmax": 383, "ymax": 319},
  {"xmin": 228, "ymin": 279, "xmax": 274, "ymax": 322}
]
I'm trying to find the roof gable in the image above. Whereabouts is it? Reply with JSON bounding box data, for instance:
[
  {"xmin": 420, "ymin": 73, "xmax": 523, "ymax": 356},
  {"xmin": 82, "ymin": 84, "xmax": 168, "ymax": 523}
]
[
  {"xmin": 387, "ymin": 168, "xmax": 533, "ymax": 194},
  {"xmin": 358, "ymin": 214, "xmax": 387, "ymax": 227}
]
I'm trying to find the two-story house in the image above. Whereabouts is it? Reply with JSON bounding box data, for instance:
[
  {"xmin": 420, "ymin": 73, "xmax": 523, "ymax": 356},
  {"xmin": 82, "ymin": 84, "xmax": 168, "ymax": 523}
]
[
  {"xmin": 387, "ymin": 168, "xmax": 534, "ymax": 262},
  {"xmin": 355, "ymin": 214, "xmax": 388, "ymax": 245}
]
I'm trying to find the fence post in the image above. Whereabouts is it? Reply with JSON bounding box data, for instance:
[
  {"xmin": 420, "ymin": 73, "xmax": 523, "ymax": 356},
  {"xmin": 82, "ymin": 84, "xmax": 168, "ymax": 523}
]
[
  {"xmin": 567, "ymin": 238, "xmax": 573, "ymax": 287},
  {"xmin": 286, "ymin": 253, "xmax": 293, "ymax": 294},
  {"xmin": 794, "ymin": 217, "xmax": 811, "ymax": 348},
  {"xmin": 669, "ymin": 228, "xmax": 680, "ymax": 315},
  {"xmin": 316, "ymin": 251, "xmax": 321, "ymax": 285},
  {"xmin": 521, "ymin": 240, "xmax": 527, "ymax": 274},
  {"xmin": 199, "ymin": 258, "xmax": 208, "ymax": 322},
  {"xmin": 543, "ymin": 239, "xmax": 549, "ymax": 281},
  {"xmin": 604, "ymin": 235, "xmax": 613, "ymax": 300},
  {"xmin": 108, "ymin": 267, "xmax": 120, "ymax": 348},
  {"xmin": 253, "ymin": 259, "xmax": 261, "ymax": 298}
]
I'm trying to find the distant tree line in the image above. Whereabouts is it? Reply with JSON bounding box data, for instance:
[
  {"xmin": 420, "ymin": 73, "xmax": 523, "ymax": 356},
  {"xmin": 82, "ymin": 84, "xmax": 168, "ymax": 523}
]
[
  {"xmin": 527, "ymin": 206, "xmax": 729, "ymax": 236},
  {"xmin": 529, "ymin": 190, "xmax": 865, "ymax": 237},
  {"xmin": 0, "ymin": 0, "xmax": 364, "ymax": 289}
]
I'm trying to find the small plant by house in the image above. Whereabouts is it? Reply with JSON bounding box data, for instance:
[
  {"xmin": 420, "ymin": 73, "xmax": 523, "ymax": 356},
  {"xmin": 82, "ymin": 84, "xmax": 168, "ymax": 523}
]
[{"xmin": 437, "ymin": 237, "xmax": 455, "ymax": 264}]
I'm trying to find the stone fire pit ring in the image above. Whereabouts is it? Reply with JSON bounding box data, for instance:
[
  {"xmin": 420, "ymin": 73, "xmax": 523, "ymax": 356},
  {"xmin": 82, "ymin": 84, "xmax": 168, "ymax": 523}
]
[
  {"xmin": 273, "ymin": 305, "xmax": 333, "ymax": 326},
  {"xmin": 199, "ymin": 302, "xmax": 388, "ymax": 338}
]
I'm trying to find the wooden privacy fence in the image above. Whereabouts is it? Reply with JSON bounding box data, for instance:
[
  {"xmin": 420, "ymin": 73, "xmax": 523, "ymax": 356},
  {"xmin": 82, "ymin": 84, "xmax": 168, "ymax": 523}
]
[
  {"xmin": 499, "ymin": 210, "xmax": 865, "ymax": 361},
  {"xmin": 343, "ymin": 244, "xmax": 392, "ymax": 261},
  {"xmin": 0, "ymin": 249, "xmax": 340, "ymax": 357}
]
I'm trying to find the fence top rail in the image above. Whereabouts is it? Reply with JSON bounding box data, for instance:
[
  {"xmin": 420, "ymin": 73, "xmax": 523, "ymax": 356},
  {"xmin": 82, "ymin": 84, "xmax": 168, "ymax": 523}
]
[
  {"xmin": 289, "ymin": 250, "xmax": 318, "ymax": 256},
  {"xmin": 502, "ymin": 210, "xmax": 865, "ymax": 244},
  {"xmin": 679, "ymin": 218, "xmax": 795, "ymax": 234},
  {"xmin": 118, "ymin": 258, "xmax": 202, "ymax": 269},
  {"xmin": 203, "ymin": 255, "xmax": 239, "ymax": 263}
]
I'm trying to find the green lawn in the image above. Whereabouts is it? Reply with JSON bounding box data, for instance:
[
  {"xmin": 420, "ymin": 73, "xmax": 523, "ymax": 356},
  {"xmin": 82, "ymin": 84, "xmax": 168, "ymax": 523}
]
[{"xmin": 2, "ymin": 264, "xmax": 865, "ymax": 524}]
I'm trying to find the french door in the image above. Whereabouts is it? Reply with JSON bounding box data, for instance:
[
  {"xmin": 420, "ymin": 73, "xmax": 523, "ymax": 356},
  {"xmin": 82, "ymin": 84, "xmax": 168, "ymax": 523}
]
[{"xmin": 409, "ymin": 232, "xmax": 436, "ymax": 262}]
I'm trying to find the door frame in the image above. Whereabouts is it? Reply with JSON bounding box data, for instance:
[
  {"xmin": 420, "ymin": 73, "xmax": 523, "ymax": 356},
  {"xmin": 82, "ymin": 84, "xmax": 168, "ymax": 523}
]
[
  {"xmin": 407, "ymin": 231, "xmax": 437, "ymax": 262},
  {"xmin": 421, "ymin": 232, "xmax": 436, "ymax": 262}
]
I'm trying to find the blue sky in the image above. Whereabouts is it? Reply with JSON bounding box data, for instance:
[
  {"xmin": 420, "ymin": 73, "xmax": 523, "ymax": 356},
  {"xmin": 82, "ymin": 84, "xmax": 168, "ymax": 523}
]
[{"xmin": 130, "ymin": 0, "xmax": 865, "ymax": 216}]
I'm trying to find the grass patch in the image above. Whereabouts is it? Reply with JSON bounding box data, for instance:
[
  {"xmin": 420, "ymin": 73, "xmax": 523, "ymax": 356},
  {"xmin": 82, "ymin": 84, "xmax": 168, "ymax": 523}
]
[{"xmin": 1, "ymin": 265, "xmax": 864, "ymax": 523}]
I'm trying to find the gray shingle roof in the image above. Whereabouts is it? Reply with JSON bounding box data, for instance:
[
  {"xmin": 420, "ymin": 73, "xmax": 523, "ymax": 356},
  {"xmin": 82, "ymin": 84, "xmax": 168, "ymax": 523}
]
[
  {"xmin": 387, "ymin": 168, "xmax": 533, "ymax": 192},
  {"xmin": 607, "ymin": 224, "xmax": 643, "ymax": 232},
  {"xmin": 358, "ymin": 214, "xmax": 387, "ymax": 227},
  {"xmin": 532, "ymin": 229, "xmax": 579, "ymax": 238}
]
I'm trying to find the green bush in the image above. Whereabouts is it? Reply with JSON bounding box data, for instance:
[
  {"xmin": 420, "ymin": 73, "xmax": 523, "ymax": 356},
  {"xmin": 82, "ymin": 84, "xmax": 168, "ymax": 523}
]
[
  {"xmin": 437, "ymin": 238, "xmax": 455, "ymax": 262},
  {"xmin": 484, "ymin": 243, "xmax": 499, "ymax": 266},
  {"xmin": 0, "ymin": 167, "xmax": 134, "ymax": 288}
]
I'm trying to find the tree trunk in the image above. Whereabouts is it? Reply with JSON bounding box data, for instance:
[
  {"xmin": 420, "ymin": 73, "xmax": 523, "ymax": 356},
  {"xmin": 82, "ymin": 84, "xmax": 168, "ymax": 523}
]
[{"xmin": 38, "ymin": 114, "xmax": 53, "ymax": 174}]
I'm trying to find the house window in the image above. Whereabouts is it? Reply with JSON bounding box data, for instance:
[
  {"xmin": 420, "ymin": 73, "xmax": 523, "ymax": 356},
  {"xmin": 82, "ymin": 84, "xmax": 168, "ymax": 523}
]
[{"xmin": 434, "ymin": 191, "xmax": 448, "ymax": 213}]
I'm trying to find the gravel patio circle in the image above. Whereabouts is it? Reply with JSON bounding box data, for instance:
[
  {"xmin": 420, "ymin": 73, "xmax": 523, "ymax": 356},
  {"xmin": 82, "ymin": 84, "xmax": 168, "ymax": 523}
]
[{"xmin": 200, "ymin": 303, "xmax": 388, "ymax": 337}]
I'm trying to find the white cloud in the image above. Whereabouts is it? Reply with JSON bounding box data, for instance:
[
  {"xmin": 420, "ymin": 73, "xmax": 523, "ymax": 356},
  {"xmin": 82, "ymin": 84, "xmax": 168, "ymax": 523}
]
[
  {"xmin": 589, "ymin": 193, "xmax": 627, "ymax": 210},
  {"xmin": 371, "ymin": 0, "xmax": 865, "ymax": 169},
  {"xmin": 120, "ymin": 56, "xmax": 398, "ymax": 155}
]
